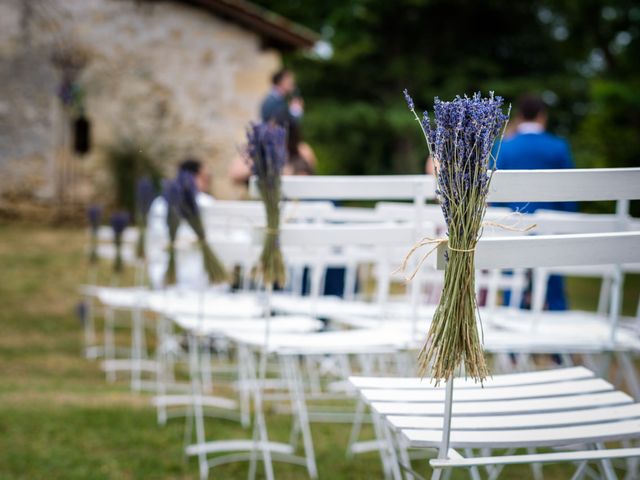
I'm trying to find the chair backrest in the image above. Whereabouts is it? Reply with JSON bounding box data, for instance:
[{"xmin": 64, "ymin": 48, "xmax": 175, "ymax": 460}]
[
  {"xmin": 202, "ymin": 200, "xmax": 335, "ymax": 227},
  {"xmin": 437, "ymin": 167, "xmax": 640, "ymax": 336},
  {"xmin": 426, "ymin": 167, "xmax": 640, "ymax": 465},
  {"xmin": 252, "ymin": 175, "xmax": 437, "ymax": 201},
  {"xmin": 252, "ymin": 223, "xmax": 420, "ymax": 303},
  {"xmin": 486, "ymin": 167, "xmax": 639, "ymax": 203}
]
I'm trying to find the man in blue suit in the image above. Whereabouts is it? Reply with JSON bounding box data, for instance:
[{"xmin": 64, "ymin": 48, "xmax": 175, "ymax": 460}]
[{"xmin": 496, "ymin": 94, "xmax": 578, "ymax": 310}]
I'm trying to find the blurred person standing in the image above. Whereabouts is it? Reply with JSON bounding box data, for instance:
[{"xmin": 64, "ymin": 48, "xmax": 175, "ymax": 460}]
[
  {"xmin": 283, "ymin": 122, "xmax": 316, "ymax": 175},
  {"xmin": 495, "ymin": 93, "xmax": 577, "ymax": 311},
  {"xmin": 260, "ymin": 68, "xmax": 303, "ymax": 126}
]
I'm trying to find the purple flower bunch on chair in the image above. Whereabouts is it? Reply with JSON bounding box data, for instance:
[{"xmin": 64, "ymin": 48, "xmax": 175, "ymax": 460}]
[
  {"xmin": 246, "ymin": 122, "xmax": 287, "ymax": 288},
  {"xmin": 162, "ymin": 179, "xmax": 181, "ymax": 286},
  {"xmin": 169, "ymin": 171, "xmax": 227, "ymax": 285},
  {"xmin": 404, "ymin": 89, "xmax": 510, "ymax": 382},
  {"xmin": 87, "ymin": 205, "xmax": 102, "ymax": 265},
  {"xmin": 110, "ymin": 211, "xmax": 129, "ymax": 274},
  {"xmin": 135, "ymin": 177, "xmax": 157, "ymax": 260}
]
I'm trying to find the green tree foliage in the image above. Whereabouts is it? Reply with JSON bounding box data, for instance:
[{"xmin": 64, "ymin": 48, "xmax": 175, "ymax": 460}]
[
  {"xmin": 103, "ymin": 137, "xmax": 165, "ymax": 214},
  {"xmin": 255, "ymin": 0, "xmax": 639, "ymax": 211}
]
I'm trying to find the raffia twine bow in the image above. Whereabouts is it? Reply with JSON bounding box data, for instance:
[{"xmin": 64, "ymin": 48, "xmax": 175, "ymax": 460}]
[{"xmin": 395, "ymin": 216, "xmax": 537, "ymax": 282}]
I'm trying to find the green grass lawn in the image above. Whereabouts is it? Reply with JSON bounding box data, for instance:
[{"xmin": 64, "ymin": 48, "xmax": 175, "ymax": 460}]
[{"xmin": 0, "ymin": 222, "xmax": 637, "ymax": 479}]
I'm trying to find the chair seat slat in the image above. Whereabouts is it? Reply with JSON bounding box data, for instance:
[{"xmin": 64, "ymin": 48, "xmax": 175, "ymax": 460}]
[
  {"xmin": 360, "ymin": 378, "xmax": 612, "ymax": 403},
  {"xmin": 403, "ymin": 418, "xmax": 640, "ymax": 448},
  {"xmin": 387, "ymin": 403, "xmax": 640, "ymax": 430},
  {"xmin": 371, "ymin": 391, "xmax": 633, "ymax": 416},
  {"xmin": 349, "ymin": 367, "xmax": 594, "ymax": 390}
]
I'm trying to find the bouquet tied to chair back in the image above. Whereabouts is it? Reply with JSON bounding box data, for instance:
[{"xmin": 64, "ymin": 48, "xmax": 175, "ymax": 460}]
[
  {"xmin": 166, "ymin": 171, "xmax": 228, "ymax": 286},
  {"xmin": 134, "ymin": 177, "xmax": 156, "ymax": 261},
  {"xmin": 246, "ymin": 122, "xmax": 287, "ymax": 289},
  {"xmin": 404, "ymin": 90, "xmax": 510, "ymax": 383}
]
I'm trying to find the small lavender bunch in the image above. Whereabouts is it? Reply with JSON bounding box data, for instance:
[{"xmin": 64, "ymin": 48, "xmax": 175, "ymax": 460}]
[
  {"xmin": 246, "ymin": 123, "xmax": 287, "ymax": 288},
  {"xmin": 163, "ymin": 179, "xmax": 181, "ymax": 286},
  {"xmin": 110, "ymin": 211, "xmax": 130, "ymax": 274},
  {"xmin": 175, "ymin": 171, "xmax": 228, "ymax": 284},
  {"xmin": 87, "ymin": 205, "xmax": 102, "ymax": 264},
  {"xmin": 134, "ymin": 177, "xmax": 156, "ymax": 260},
  {"xmin": 404, "ymin": 90, "xmax": 509, "ymax": 383}
]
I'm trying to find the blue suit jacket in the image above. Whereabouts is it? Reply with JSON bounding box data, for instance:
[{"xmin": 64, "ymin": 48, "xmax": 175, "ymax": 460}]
[
  {"xmin": 494, "ymin": 130, "xmax": 577, "ymax": 310},
  {"xmin": 495, "ymin": 132, "xmax": 578, "ymax": 213}
]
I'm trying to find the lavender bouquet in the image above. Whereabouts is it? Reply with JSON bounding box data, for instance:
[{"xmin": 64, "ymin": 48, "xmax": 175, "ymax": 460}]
[
  {"xmin": 87, "ymin": 205, "xmax": 102, "ymax": 264},
  {"xmin": 175, "ymin": 171, "xmax": 228, "ymax": 284},
  {"xmin": 134, "ymin": 177, "xmax": 156, "ymax": 260},
  {"xmin": 110, "ymin": 211, "xmax": 129, "ymax": 274},
  {"xmin": 163, "ymin": 179, "xmax": 181, "ymax": 286},
  {"xmin": 404, "ymin": 90, "xmax": 509, "ymax": 383},
  {"xmin": 246, "ymin": 123, "xmax": 287, "ymax": 288}
]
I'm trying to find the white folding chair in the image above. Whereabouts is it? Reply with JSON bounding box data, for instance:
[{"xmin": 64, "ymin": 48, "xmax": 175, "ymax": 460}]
[{"xmin": 350, "ymin": 167, "xmax": 640, "ymax": 479}]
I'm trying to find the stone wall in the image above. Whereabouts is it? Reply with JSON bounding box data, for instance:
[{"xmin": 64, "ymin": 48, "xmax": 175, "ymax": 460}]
[{"xmin": 0, "ymin": 0, "xmax": 281, "ymax": 203}]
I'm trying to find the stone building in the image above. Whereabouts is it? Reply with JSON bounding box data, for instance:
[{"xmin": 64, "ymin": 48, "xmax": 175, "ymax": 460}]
[{"xmin": 0, "ymin": 0, "xmax": 317, "ymax": 206}]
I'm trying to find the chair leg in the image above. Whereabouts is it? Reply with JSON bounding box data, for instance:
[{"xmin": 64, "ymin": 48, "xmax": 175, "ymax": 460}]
[
  {"xmin": 596, "ymin": 442, "xmax": 618, "ymax": 480},
  {"xmin": 381, "ymin": 421, "xmax": 404, "ymax": 480},
  {"xmin": 623, "ymin": 440, "xmax": 640, "ymax": 480},
  {"xmin": 462, "ymin": 449, "xmax": 482, "ymax": 480},
  {"xmin": 237, "ymin": 345, "xmax": 251, "ymax": 428},
  {"xmin": 346, "ymin": 398, "xmax": 366, "ymax": 458},
  {"xmin": 247, "ymin": 348, "xmax": 275, "ymax": 480},
  {"xmin": 570, "ymin": 460, "xmax": 589, "ymax": 480},
  {"xmin": 284, "ymin": 355, "xmax": 318, "ymax": 479},
  {"xmin": 104, "ymin": 307, "xmax": 116, "ymax": 382},
  {"xmin": 616, "ymin": 352, "xmax": 640, "ymax": 400},
  {"xmin": 370, "ymin": 410, "xmax": 399, "ymax": 480},
  {"xmin": 84, "ymin": 295, "xmax": 98, "ymax": 358},
  {"xmin": 130, "ymin": 307, "xmax": 143, "ymax": 391},
  {"xmin": 187, "ymin": 334, "xmax": 208, "ymax": 480},
  {"xmin": 527, "ymin": 447, "xmax": 543, "ymax": 480},
  {"xmin": 200, "ymin": 340, "xmax": 213, "ymax": 394}
]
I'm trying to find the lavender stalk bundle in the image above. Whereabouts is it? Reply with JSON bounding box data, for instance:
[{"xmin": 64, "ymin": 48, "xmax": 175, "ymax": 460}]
[
  {"xmin": 87, "ymin": 205, "xmax": 102, "ymax": 265},
  {"xmin": 175, "ymin": 171, "xmax": 228, "ymax": 284},
  {"xmin": 404, "ymin": 90, "xmax": 509, "ymax": 382},
  {"xmin": 247, "ymin": 123, "xmax": 287, "ymax": 288},
  {"xmin": 163, "ymin": 180, "xmax": 181, "ymax": 286},
  {"xmin": 135, "ymin": 177, "xmax": 156, "ymax": 260},
  {"xmin": 110, "ymin": 211, "xmax": 129, "ymax": 274}
]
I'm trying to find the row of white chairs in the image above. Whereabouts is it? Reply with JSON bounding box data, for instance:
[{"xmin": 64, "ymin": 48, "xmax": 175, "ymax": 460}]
[{"xmin": 80, "ymin": 168, "xmax": 640, "ymax": 479}]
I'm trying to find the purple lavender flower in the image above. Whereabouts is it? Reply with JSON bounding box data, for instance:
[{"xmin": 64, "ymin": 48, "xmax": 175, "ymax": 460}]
[
  {"xmin": 110, "ymin": 211, "xmax": 129, "ymax": 236},
  {"xmin": 110, "ymin": 211, "xmax": 129, "ymax": 273},
  {"xmin": 87, "ymin": 205, "xmax": 102, "ymax": 264},
  {"xmin": 167, "ymin": 171, "xmax": 227, "ymax": 284},
  {"xmin": 174, "ymin": 170, "xmax": 200, "ymax": 220},
  {"xmin": 404, "ymin": 90, "xmax": 510, "ymax": 382},
  {"xmin": 246, "ymin": 122, "xmax": 287, "ymax": 178},
  {"xmin": 57, "ymin": 78, "xmax": 75, "ymax": 106},
  {"xmin": 136, "ymin": 177, "xmax": 156, "ymax": 220},
  {"xmin": 405, "ymin": 90, "xmax": 509, "ymax": 222},
  {"xmin": 87, "ymin": 205, "xmax": 102, "ymax": 232},
  {"xmin": 403, "ymin": 89, "xmax": 415, "ymax": 111},
  {"xmin": 245, "ymin": 122, "xmax": 287, "ymax": 287}
]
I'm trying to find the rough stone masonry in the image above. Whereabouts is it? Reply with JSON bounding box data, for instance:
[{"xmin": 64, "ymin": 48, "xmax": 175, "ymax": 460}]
[{"xmin": 0, "ymin": 0, "xmax": 283, "ymax": 203}]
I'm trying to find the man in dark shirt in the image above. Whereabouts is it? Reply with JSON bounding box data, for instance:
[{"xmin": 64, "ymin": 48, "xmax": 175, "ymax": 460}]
[{"xmin": 260, "ymin": 69, "xmax": 303, "ymax": 126}]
